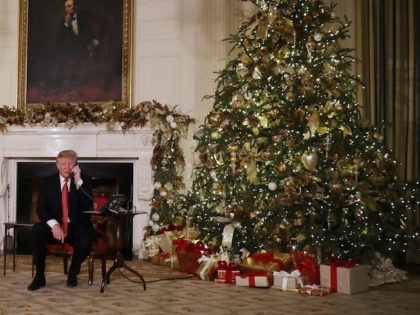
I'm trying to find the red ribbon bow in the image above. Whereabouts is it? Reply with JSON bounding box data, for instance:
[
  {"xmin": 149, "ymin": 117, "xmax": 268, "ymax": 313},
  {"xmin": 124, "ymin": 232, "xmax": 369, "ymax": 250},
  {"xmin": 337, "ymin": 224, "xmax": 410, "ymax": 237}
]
[
  {"xmin": 251, "ymin": 252, "xmax": 285, "ymax": 270},
  {"xmin": 160, "ymin": 223, "xmax": 184, "ymax": 234}
]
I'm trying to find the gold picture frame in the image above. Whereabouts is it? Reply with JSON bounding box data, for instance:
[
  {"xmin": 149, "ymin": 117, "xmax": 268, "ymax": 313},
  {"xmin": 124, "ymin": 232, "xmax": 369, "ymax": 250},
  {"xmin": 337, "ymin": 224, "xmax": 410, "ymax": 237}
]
[{"xmin": 17, "ymin": 0, "xmax": 133, "ymax": 108}]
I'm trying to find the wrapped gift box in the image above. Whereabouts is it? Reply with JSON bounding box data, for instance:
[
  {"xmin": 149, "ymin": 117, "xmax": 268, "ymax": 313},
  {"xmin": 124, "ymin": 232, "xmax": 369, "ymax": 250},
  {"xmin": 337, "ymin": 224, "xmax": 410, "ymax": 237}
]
[
  {"xmin": 163, "ymin": 254, "xmax": 179, "ymax": 270},
  {"xmin": 176, "ymin": 249, "xmax": 201, "ymax": 274},
  {"xmin": 320, "ymin": 264, "xmax": 369, "ymax": 295},
  {"xmin": 174, "ymin": 238, "xmax": 205, "ymax": 274},
  {"xmin": 197, "ymin": 255, "xmax": 219, "ymax": 281},
  {"xmin": 150, "ymin": 252, "xmax": 171, "ymax": 266},
  {"xmin": 144, "ymin": 235, "xmax": 162, "ymax": 257},
  {"xmin": 239, "ymin": 252, "xmax": 285, "ymax": 280},
  {"xmin": 299, "ymin": 285, "xmax": 331, "ymax": 296},
  {"xmin": 289, "ymin": 250, "xmax": 320, "ymax": 285},
  {"xmin": 273, "ymin": 270, "xmax": 304, "ymax": 291},
  {"xmin": 138, "ymin": 240, "xmax": 149, "ymax": 260},
  {"xmin": 159, "ymin": 231, "xmax": 183, "ymax": 254},
  {"xmin": 215, "ymin": 269, "xmax": 241, "ymax": 284},
  {"xmin": 215, "ymin": 261, "xmax": 240, "ymax": 284},
  {"xmin": 235, "ymin": 274, "xmax": 270, "ymax": 288}
]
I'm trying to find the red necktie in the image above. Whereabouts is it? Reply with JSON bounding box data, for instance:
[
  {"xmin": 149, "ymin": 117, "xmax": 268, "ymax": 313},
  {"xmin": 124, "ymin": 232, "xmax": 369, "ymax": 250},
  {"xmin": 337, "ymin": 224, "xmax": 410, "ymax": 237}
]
[{"xmin": 62, "ymin": 179, "xmax": 69, "ymax": 237}]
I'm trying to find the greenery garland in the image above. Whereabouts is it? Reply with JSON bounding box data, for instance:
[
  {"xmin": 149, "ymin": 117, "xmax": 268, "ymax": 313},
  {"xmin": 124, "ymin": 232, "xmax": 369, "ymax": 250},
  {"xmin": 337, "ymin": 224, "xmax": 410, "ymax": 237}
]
[{"xmin": 0, "ymin": 101, "xmax": 195, "ymax": 226}]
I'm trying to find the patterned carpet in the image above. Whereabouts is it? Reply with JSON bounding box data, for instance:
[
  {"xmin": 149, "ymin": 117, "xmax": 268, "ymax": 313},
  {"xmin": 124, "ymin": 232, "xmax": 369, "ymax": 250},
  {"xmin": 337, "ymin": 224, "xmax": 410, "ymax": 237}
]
[{"xmin": 1, "ymin": 255, "xmax": 420, "ymax": 315}]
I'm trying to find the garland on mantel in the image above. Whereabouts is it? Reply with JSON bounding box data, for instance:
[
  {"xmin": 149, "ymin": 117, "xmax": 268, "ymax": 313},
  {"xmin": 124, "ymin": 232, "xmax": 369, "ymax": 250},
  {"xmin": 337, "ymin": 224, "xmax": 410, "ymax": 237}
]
[{"xmin": 0, "ymin": 101, "xmax": 195, "ymax": 225}]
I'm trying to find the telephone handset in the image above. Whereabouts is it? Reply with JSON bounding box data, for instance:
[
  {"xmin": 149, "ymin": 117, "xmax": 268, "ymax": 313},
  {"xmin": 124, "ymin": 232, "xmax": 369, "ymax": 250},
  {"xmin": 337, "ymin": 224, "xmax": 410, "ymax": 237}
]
[{"xmin": 70, "ymin": 161, "xmax": 79, "ymax": 180}]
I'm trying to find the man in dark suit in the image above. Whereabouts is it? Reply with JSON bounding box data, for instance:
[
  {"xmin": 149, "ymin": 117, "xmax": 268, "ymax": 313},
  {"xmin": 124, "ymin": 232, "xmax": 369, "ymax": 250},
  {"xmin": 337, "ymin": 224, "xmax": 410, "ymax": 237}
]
[
  {"xmin": 49, "ymin": 0, "xmax": 109, "ymax": 93},
  {"xmin": 28, "ymin": 150, "xmax": 95, "ymax": 291},
  {"xmin": 58, "ymin": 0, "xmax": 108, "ymax": 60}
]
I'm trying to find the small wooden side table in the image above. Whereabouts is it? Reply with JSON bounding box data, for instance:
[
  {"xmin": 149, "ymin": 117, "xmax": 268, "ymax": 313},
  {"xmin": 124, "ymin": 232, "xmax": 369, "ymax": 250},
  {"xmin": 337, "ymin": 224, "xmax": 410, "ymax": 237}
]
[
  {"xmin": 97, "ymin": 211, "xmax": 147, "ymax": 293},
  {"xmin": 3, "ymin": 222, "xmax": 34, "ymax": 275}
]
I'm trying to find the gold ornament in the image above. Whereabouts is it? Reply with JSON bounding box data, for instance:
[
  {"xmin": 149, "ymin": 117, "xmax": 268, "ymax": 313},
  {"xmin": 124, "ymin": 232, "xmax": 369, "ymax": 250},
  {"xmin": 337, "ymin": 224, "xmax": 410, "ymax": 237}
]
[
  {"xmin": 272, "ymin": 134, "xmax": 282, "ymax": 142},
  {"xmin": 208, "ymin": 112, "xmax": 220, "ymax": 124},
  {"xmin": 211, "ymin": 131, "xmax": 220, "ymax": 139},
  {"xmin": 228, "ymin": 144, "xmax": 239, "ymax": 152},
  {"xmin": 236, "ymin": 63, "xmax": 248, "ymax": 77},
  {"xmin": 214, "ymin": 151, "xmax": 225, "ymax": 165},
  {"xmin": 313, "ymin": 32, "xmax": 323, "ymax": 42},
  {"xmin": 246, "ymin": 160, "xmax": 259, "ymax": 184},
  {"xmin": 252, "ymin": 67, "xmax": 262, "ymax": 80},
  {"xmin": 257, "ymin": 115, "xmax": 269, "ymax": 128},
  {"xmin": 307, "ymin": 113, "xmax": 320, "ymax": 135},
  {"xmin": 277, "ymin": 163, "xmax": 287, "ymax": 173},
  {"xmin": 301, "ymin": 147, "xmax": 318, "ymax": 171},
  {"xmin": 240, "ymin": 53, "xmax": 252, "ymax": 64},
  {"xmin": 339, "ymin": 124, "xmax": 352, "ymax": 137}
]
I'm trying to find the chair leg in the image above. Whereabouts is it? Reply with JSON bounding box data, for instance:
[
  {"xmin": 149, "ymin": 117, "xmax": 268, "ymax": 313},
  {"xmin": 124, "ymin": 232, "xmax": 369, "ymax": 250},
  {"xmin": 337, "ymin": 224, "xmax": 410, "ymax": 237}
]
[
  {"xmin": 101, "ymin": 256, "xmax": 109, "ymax": 284},
  {"xmin": 63, "ymin": 255, "xmax": 69, "ymax": 274}
]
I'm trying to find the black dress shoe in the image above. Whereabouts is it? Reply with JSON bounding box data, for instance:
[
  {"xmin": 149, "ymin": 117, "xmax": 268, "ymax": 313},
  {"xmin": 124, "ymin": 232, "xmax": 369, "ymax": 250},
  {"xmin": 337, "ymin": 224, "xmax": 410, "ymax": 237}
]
[
  {"xmin": 67, "ymin": 272, "xmax": 78, "ymax": 287},
  {"xmin": 28, "ymin": 274, "xmax": 46, "ymax": 291}
]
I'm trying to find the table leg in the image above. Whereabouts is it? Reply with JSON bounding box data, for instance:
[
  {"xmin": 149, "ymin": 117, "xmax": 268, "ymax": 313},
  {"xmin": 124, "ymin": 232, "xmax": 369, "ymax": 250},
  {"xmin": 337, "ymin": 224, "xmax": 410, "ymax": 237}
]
[
  {"xmin": 100, "ymin": 252, "xmax": 146, "ymax": 293},
  {"xmin": 12, "ymin": 228, "xmax": 17, "ymax": 272},
  {"xmin": 3, "ymin": 228, "xmax": 7, "ymax": 276}
]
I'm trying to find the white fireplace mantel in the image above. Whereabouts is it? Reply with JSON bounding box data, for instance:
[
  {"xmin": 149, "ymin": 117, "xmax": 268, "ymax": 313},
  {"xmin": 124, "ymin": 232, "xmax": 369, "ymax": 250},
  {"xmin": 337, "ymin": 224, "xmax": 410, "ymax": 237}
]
[{"xmin": 0, "ymin": 123, "xmax": 155, "ymax": 252}]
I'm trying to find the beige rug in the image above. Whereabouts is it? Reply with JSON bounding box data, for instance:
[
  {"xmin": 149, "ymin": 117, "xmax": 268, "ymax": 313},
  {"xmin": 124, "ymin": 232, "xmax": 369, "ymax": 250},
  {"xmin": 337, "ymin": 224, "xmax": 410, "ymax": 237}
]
[{"xmin": 1, "ymin": 255, "xmax": 420, "ymax": 315}]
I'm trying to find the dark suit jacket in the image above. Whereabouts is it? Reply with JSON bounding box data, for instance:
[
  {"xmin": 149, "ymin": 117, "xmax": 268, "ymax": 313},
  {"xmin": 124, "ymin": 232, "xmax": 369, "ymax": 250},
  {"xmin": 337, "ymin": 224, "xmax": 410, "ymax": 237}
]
[
  {"xmin": 57, "ymin": 10, "xmax": 109, "ymax": 58},
  {"xmin": 36, "ymin": 172, "xmax": 94, "ymax": 227}
]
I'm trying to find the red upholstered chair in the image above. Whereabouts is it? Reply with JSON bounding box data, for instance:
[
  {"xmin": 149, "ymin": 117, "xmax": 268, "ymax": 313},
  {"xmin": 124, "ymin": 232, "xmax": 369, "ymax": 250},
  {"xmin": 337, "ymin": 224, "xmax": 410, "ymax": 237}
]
[
  {"xmin": 32, "ymin": 229, "xmax": 108, "ymax": 286},
  {"xmin": 45, "ymin": 242, "xmax": 74, "ymax": 275},
  {"xmin": 32, "ymin": 243, "xmax": 74, "ymax": 279}
]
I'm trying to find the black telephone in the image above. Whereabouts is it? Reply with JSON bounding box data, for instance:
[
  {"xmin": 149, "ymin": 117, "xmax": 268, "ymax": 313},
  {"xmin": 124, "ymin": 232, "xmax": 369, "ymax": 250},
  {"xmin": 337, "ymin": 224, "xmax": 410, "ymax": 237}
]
[{"xmin": 70, "ymin": 161, "xmax": 79, "ymax": 179}]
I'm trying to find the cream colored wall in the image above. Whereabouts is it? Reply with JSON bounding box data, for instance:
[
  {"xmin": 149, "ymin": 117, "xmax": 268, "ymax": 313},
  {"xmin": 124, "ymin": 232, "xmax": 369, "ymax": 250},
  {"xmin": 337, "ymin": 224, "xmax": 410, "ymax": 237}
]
[
  {"xmin": 0, "ymin": 0, "xmax": 19, "ymax": 107},
  {"xmin": 0, "ymin": 0, "xmax": 355, "ymax": 185}
]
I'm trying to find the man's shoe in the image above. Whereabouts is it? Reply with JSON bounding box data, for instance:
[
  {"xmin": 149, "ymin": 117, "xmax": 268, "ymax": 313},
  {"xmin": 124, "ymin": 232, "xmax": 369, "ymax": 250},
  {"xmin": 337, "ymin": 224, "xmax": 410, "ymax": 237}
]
[
  {"xmin": 67, "ymin": 272, "xmax": 78, "ymax": 287},
  {"xmin": 28, "ymin": 274, "xmax": 46, "ymax": 291}
]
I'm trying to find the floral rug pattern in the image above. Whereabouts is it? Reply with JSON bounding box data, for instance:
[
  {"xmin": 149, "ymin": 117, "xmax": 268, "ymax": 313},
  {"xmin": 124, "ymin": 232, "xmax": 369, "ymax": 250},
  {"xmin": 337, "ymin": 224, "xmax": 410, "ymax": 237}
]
[{"xmin": 1, "ymin": 255, "xmax": 420, "ymax": 315}]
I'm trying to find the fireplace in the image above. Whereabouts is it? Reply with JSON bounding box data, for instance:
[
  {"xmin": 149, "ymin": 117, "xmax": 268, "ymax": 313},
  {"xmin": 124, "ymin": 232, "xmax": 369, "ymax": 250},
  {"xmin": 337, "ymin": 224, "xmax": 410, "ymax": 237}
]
[{"xmin": 0, "ymin": 124, "xmax": 155, "ymax": 256}]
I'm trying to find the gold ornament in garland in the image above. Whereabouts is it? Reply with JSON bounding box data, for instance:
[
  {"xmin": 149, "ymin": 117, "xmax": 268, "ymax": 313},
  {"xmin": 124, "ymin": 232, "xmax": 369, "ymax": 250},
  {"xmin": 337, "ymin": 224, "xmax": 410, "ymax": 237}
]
[{"xmin": 301, "ymin": 147, "xmax": 318, "ymax": 171}]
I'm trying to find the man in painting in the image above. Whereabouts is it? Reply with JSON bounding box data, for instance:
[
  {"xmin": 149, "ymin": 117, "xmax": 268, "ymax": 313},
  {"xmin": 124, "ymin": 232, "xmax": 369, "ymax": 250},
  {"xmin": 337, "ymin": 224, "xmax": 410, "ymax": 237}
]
[
  {"xmin": 48, "ymin": 0, "xmax": 110, "ymax": 95},
  {"xmin": 58, "ymin": 0, "xmax": 109, "ymax": 61}
]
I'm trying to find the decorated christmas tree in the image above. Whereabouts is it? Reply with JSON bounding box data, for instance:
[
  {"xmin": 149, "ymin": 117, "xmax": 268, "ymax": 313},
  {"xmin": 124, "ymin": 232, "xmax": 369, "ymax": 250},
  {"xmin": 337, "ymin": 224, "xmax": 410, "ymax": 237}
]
[{"xmin": 189, "ymin": 0, "xmax": 418, "ymax": 261}]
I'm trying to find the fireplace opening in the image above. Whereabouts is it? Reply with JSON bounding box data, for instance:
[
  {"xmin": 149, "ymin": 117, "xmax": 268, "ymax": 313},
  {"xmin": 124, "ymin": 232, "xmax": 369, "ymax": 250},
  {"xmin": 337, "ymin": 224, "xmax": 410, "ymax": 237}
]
[{"xmin": 16, "ymin": 161, "xmax": 134, "ymax": 259}]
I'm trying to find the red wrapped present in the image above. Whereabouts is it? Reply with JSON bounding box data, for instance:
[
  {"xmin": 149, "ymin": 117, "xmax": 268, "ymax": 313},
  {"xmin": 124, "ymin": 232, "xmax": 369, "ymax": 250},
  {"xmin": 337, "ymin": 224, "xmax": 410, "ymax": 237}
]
[
  {"xmin": 235, "ymin": 273, "xmax": 271, "ymax": 287},
  {"xmin": 289, "ymin": 250, "xmax": 320, "ymax": 285},
  {"xmin": 215, "ymin": 261, "xmax": 240, "ymax": 284},
  {"xmin": 320, "ymin": 259, "xmax": 368, "ymax": 294},
  {"xmin": 173, "ymin": 238, "xmax": 204, "ymax": 274}
]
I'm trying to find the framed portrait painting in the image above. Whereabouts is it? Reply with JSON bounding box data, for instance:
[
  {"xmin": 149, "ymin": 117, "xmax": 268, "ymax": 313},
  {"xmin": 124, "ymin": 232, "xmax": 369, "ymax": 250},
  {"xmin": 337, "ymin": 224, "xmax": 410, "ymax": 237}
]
[{"xmin": 17, "ymin": 0, "xmax": 133, "ymax": 108}]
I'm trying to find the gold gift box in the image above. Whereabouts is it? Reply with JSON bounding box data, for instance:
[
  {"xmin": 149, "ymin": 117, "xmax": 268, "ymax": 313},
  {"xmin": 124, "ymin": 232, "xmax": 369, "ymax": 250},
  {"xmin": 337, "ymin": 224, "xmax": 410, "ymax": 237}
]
[{"xmin": 239, "ymin": 259, "xmax": 281, "ymax": 279}]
